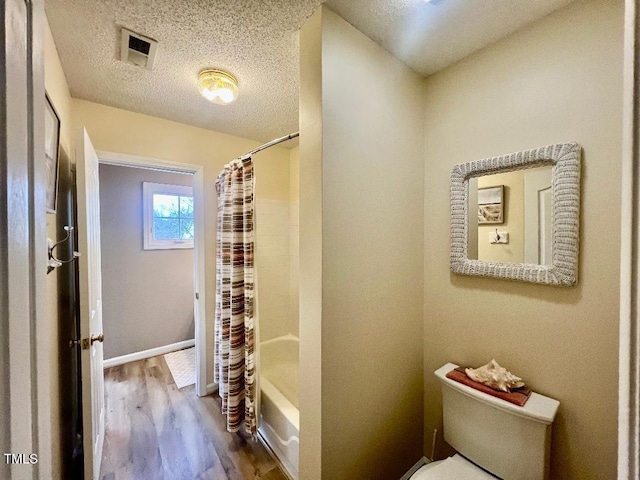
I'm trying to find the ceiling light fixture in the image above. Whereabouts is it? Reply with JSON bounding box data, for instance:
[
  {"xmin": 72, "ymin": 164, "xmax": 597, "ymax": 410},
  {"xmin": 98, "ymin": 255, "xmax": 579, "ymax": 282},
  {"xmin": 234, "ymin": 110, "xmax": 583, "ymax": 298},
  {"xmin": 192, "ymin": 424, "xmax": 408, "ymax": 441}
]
[{"xmin": 198, "ymin": 69, "xmax": 239, "ymax": 105}]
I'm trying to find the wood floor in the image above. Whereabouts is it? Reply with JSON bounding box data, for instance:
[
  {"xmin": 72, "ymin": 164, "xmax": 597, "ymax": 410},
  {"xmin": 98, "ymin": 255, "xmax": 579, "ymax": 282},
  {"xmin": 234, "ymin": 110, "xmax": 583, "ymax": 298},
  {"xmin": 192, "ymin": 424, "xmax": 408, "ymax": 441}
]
[{"xmin": 100, "ymin": 355, "xmax": 288, "ymax": 480}]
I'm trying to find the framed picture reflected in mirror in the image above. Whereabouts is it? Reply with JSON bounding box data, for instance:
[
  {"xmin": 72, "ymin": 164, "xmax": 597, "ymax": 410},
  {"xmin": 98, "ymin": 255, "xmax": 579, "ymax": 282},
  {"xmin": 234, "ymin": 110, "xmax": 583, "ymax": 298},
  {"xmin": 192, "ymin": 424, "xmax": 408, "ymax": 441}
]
[{"xmin": 477, "ymin": 185, "xmax": 504, "ymax": 224}]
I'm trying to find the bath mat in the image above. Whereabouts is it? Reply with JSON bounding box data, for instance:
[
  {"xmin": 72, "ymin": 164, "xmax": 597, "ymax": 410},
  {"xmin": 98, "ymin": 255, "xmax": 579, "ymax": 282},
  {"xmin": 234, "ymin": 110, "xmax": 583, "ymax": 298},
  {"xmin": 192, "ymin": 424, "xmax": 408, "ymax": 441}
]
[{"xmin": 163, "ymin": 347, "xmax": 195, "ymax": 389}]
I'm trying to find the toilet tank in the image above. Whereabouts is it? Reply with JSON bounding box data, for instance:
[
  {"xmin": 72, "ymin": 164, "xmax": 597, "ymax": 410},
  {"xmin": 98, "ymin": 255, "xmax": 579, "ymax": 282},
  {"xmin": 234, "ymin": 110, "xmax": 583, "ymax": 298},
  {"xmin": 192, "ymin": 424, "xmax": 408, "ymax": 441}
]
[{"xmin": 435, "ymin": 363, "xmax": 560, "ymax": 480}]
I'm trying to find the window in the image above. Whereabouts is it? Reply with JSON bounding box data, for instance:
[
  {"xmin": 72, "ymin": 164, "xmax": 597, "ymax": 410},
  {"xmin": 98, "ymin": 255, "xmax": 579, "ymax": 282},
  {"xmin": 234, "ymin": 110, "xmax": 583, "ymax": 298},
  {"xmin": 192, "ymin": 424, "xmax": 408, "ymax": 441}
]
[{"xmin": 143, "ymin": 182, "xmax": 194, "ymax": 250}]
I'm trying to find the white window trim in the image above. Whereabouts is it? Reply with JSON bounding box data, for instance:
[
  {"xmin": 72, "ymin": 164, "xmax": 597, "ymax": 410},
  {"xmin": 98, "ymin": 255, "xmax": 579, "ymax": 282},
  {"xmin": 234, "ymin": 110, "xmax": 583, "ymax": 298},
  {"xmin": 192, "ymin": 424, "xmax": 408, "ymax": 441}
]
[{"xmin": 143, "ymin": 181, "xmax": 194, "ymax": 250}]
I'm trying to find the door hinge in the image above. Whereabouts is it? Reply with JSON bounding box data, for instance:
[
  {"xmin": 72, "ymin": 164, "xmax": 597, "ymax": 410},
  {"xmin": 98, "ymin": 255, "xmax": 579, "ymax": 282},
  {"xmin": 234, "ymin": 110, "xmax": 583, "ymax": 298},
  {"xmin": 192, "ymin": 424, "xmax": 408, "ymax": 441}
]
[{"xmin": 195, "ymin": 292, "xmax": 199, "ymax": 300}]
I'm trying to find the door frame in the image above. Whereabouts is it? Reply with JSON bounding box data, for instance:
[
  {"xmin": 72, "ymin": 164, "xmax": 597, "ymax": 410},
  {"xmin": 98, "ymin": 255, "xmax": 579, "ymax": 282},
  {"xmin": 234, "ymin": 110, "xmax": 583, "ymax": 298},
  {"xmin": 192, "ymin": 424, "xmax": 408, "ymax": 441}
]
[
  {"xmin": 523, "ymin": 167, "xmax": 552, "ymax": 265},
  {"xmin": 96, "ymin": 150, "xmax": 208, "ymax": 397},
  {"xmin": 1, "ymin": 0, "xmax": 52, "ymax": 477}
]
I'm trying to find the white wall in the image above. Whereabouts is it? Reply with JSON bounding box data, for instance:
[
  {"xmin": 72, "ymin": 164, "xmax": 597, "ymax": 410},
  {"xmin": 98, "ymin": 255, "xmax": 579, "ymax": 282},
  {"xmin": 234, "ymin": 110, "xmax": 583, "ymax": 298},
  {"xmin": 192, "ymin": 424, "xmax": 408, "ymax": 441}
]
[
  {"xmin": 299, "ymin": 6, "xmax": 424, "ymax": 479},
  {"xmin": 256, "ymin": 198, "xmax": 291, "ymax": 341},
  {"xmin": 99, "ymin": 164, "xmax": 194, "ymax": 358},
  {"xmin": 422, "ymin": 1, "xmax": 623, "ymax": 477}
]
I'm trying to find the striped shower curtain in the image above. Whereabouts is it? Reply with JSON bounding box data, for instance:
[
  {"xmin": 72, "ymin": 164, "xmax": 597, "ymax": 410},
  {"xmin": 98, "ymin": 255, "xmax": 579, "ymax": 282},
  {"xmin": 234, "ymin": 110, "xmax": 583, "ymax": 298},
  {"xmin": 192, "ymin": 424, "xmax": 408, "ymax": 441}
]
[{"xmin": 214, "ymin": 156, "xmax": 258, "ymax": 435}]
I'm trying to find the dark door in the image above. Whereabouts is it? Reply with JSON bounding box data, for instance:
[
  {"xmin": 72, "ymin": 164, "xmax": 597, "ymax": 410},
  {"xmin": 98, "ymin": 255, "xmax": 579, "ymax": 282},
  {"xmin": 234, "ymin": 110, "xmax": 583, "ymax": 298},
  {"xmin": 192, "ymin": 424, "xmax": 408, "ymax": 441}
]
[{"xmin": 55, "ymin": 149, "xmax": 84, "ymax": 479}]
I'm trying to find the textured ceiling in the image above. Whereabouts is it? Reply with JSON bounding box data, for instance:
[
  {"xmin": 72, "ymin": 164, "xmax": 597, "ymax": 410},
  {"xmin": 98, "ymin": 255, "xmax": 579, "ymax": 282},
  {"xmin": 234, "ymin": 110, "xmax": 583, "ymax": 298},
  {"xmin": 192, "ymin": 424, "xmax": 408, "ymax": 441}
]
[{"xmin": 45, "ymin": 0, "xmax": 573, "ymax": 145}]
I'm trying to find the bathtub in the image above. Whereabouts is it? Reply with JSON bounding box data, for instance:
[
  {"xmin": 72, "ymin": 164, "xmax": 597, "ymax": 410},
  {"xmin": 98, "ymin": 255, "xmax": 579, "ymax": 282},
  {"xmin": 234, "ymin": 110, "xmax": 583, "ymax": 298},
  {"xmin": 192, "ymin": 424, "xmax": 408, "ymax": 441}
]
[{"xmin": 259, "ymin": 335, "xmax": 299, "ymax": 480}]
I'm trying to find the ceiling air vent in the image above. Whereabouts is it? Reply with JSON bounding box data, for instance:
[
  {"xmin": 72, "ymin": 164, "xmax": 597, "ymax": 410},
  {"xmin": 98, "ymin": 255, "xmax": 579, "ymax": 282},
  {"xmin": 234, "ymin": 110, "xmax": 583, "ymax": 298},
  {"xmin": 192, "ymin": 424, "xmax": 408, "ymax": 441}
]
[{"xmin": 120, "ymin": 28, "xmax": 158, "ymax": 70}]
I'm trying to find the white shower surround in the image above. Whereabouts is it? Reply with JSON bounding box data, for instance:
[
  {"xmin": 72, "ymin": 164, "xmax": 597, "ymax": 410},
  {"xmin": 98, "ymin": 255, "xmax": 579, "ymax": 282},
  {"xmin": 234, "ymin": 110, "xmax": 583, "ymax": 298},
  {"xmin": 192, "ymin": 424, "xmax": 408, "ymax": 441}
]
[
  {"xmin": 259, "ymin": 335, "xmax": 300, "ymax": 480},
  {"xmin": 256, "ymin": 197, "xmax": 300, "ymax": 479},
  {"xmin": 256, "ymin": 198, "xmax": 299, "ymax": 340}
]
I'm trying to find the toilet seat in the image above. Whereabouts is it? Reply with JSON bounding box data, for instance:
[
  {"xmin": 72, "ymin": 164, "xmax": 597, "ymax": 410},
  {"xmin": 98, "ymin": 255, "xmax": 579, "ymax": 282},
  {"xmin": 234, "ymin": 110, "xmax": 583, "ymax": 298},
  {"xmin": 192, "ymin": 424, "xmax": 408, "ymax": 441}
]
[{"xmin": 411, "ymin": 454, "xmax": 498, "ymax": 480}]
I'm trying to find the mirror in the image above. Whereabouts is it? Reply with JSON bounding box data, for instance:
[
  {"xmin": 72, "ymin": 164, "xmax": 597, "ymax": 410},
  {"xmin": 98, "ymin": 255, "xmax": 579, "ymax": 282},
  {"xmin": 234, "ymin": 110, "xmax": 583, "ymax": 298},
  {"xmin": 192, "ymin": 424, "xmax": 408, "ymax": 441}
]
[
  {"xmin": 451, "ymin": 142, "xmax": 581, "ymax": 286},
  {"xmin": 468, "ymin": 166, "xmax": 553, "ymax": 265}
]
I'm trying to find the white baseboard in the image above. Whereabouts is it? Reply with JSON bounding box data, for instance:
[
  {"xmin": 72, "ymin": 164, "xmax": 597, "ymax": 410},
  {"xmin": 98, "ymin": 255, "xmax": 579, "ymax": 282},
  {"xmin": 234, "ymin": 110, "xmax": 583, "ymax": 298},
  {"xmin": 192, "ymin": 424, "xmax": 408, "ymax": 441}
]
[
  {"xmin": 400, "ymin": 457, "xmax": 429, "ymax": 480},
  {"xmin": 103, "ymin": 339, "xmax": 195, "ymax": 369},
  {"xmin": 206, "ymin": 382, "xmax": 218, "ymax": 395}
]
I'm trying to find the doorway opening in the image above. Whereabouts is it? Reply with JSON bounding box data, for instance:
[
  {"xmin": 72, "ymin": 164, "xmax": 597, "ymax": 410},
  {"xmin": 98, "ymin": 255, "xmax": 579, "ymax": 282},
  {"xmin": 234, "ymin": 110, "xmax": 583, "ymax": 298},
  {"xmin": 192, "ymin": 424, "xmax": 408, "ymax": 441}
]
[{"xmin": 97, "ymin": 151, "xmax": 207, "ymax": 397}]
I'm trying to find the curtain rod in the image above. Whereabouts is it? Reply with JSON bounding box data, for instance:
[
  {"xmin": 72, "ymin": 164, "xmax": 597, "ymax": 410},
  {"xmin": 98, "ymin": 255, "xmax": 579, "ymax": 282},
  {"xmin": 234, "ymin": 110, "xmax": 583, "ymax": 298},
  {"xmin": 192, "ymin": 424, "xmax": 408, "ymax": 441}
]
[{"xmin": 240, "ymin": 131, "xmax": 299, "ymax": 158}]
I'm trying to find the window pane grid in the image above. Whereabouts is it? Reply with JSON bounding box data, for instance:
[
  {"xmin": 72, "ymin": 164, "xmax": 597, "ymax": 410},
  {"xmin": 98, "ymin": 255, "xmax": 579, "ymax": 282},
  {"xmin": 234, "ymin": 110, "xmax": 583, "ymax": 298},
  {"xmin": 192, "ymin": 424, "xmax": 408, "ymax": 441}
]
[
  {"xmin": 180, "ymin": 196, "xmax": 194, "ymax": 218},
  {"xmin": 143, "ymin": 182, "xmax": 194, "ymax": 250},
  {"xmin": 152, "ymin": 193, "xmax": 194, "ymax": 241}
]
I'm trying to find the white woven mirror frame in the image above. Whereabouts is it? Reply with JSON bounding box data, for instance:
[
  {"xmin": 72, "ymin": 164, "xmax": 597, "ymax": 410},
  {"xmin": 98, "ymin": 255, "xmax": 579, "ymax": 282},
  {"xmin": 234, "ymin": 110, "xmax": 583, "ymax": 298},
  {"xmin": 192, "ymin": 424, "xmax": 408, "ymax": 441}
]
[{"xmin": 450, "ymin": 142, "xmax": 581, "ymax": 286}]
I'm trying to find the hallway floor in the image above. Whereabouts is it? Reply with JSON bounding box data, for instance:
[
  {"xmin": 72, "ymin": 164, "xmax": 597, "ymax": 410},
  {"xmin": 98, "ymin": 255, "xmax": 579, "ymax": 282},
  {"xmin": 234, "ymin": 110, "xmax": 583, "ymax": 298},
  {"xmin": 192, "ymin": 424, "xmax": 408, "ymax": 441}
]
[{"xmin": 100, "ymin": 355, "xmax": 288, "ymax": 480}]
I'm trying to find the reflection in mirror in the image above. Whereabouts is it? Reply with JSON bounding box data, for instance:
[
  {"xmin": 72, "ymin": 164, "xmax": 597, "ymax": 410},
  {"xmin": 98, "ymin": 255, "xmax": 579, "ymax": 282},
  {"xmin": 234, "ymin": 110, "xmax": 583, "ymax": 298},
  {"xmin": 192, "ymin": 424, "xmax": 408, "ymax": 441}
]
[
  {"xmin": 468, "ymin": 165, "xmax": 552, "ymax": 266},
  {"xmin": 450, "ymin": 142, "xmax": 581, "ymax": 286},
  {"xmin": 524, "ymin": 166, "xmax": 553, "ymax": 265}
]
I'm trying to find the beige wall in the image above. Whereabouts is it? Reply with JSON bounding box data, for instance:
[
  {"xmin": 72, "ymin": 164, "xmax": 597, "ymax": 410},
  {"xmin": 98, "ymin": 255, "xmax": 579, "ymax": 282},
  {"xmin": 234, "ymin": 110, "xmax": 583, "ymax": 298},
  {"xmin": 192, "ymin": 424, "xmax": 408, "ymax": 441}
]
[
  {"xmin": 289, "ymin": 146, "xmax": 300, "ymax": 337},
  {"xmin": 300, "ymin": 7, "xmax": 425, "ymax": 479},
  {"xmin": 477, "ymin": 170, "xmax": 525, "ymax": 264},
  {"xmin": 44, "ymin": 18, "xmax": 73, "ymax": 478},
  {"xmin": 290, "ymin": 145, "xmax": 300, "ymax": 201},
  {"xmin": 99, "ymin": 164, "xmax": 194, "ymax": 359},
  {"xmin": 422, "ymin": 1, "xmax": 623, "ymax": 478},
  {"xmin": 299, "ymin": 9, "xmax": 324, "ymax": 477},
  {"xmin": 45, "ymin": 22, "xmax": 72, "ymax": 154},
  {"xmin": 72, "ymin": 98, "xmax": 291, "ymax": 385}
]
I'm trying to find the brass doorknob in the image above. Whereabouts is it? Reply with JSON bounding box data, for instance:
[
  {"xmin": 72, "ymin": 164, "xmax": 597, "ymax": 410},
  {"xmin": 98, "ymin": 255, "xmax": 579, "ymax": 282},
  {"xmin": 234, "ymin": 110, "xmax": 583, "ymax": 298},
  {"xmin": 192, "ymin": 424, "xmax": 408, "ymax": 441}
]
[{"xmin": 90, "ymin": 333, "xmax": 104, "ymax": 345}]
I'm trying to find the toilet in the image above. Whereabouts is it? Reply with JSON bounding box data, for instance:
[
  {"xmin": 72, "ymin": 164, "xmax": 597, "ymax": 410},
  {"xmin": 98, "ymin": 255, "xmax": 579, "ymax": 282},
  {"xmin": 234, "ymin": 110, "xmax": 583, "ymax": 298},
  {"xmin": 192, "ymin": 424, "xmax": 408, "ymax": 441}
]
[{"xmin": 412, "ymin": 363, "xmax": 560, "ymax": 480}]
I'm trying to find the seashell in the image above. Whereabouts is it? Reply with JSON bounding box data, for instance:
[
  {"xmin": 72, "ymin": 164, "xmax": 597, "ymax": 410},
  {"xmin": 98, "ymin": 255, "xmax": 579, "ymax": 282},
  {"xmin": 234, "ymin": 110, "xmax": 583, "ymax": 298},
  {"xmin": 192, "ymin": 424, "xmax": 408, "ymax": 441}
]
[{"xmin": 465, "ymin": 359, "xmax": 525, "ymax": 392}]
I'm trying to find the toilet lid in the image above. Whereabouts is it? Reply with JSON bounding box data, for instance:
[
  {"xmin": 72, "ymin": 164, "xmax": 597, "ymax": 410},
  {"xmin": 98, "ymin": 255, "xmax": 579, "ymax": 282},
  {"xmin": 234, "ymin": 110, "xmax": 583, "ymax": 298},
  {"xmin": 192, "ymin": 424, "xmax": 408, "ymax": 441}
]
[{"xmin": 411, "ymin": 455, "xmax": 497, "ymax": 480}]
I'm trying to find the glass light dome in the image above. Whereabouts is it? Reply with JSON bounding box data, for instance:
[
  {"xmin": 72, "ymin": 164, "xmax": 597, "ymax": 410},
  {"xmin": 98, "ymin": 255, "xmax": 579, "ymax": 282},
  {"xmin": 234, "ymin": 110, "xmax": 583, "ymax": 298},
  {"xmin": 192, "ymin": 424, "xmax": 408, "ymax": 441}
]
[{"xmin": 198, "ymin": 69, "xmax": 239, "ymax": 105}]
